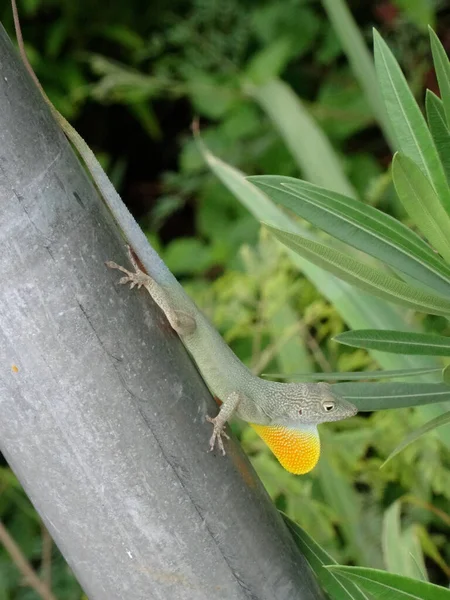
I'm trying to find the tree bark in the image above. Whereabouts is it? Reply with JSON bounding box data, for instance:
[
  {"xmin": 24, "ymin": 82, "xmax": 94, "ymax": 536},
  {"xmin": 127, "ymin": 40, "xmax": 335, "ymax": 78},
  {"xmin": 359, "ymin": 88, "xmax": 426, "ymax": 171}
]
[{"xmin": 0, "ymin": 24, "xmax": 323, "ymax": 600}]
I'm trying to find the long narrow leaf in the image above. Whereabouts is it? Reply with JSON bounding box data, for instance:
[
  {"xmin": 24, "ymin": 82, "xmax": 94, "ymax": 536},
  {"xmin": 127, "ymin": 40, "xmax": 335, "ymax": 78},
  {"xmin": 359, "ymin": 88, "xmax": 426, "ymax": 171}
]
[
  {"xmin": 266, "ymin": 225, "xmax": 450, "ymax": 316},
  {"xmin": 320, "ymin": 0, "xmax": 396, "ymax": 149},
  {"xmin": 250, "ymin": 175, "xmax": 450, "ymax": 297},
  {"xmin": 382, "ymin": 411, "xmax": 450, "ymax": 466},
  {"xmin": 251, "ymin": 79, "xmax": 358, "ymax": 198},
  {"xmin": 262, "ymin": 367, "xmax": 442, "ymax": 381},
  {"xmin": 426, "ymin": 91, "xmax": 450, "ymax": 185},
  {"xmin": 334, "ymin": 382, "xmax": 450, "ymax": 411},
  {"xmin": 282, "ymin": 514, "xmax": 371, "ymax": 600},
  {"xmin": 327, "ymin": 566, "xmax": 450, "ymax": 600},
  {"xmin": 335, "ymin": 329, "xmax": 450, "ymax": 355},
  {"xmin": 392, "ymin": 153, "xmax": 450, "ymax": 263},
  {"xmin": 382, "ymin": 501, "xmax": 427, "ymax": 580},
  {"xmin": 251, "ymin": 175, "xmax": 442, "ymax": 263},
  {"xmin": 374, "ymin": 30, "xmax": 450, "ymax": 213},
  {"xmin": 382, "ymin": 501, "xmax": 405, "ymax": 575},
  {"xmin": 400, "ymin": 526, "xmax": 428, "ymax": 582},
  {"xmin": 429, "ymin": 28, "xmax": 450, "ymax": 127}
]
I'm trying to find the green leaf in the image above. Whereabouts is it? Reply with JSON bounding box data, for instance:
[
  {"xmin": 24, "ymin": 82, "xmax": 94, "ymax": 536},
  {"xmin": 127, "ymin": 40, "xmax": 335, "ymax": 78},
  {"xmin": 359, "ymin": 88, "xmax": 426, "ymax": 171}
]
[
  {"xmin": 320, "ymin": 0, "xmax": 396, "ymax": 149},
  {"xmin": 429, "ymin": 28, "xmax": 450, "ymax": 127},
  {"xmin": 335, "ymin": 329, "xmax": 450, "ymax": 356},
  {"xmin": 382, "ymin": 501, "xmax": 428, "ymax": 580},
  {"xmin": 400, "ymin": 526, "xmax": 428, "ymax": 582},
  {"xmin": 382, "ymin": 502, "xmax": 404, "ymax": 575},
  {"xmin": 282, "ymin": 514, "xmax": 371, "ymax": 600},
  {"xmin": 333, "ymin": 382, "xmax": 450, "ymax": 411},
  {"xmin": 382, "ymin": 411, "xmax": 450, "ymax": 466},
  {"xmin": 426, "ymin": 91, "xmax": 450, "ymax": 185},
  {"xmin": 250, "ymin": 79, "xmax": 357, "ymax": 198},
  {"xmin": 262, "ymin": 367, "xmax": 442, "ymax": 381},
  {"xmin": 249, "ymin": 174, "xmax": 450, "ymax": 297},
  {"xmin": 373, "ymin": 30, "xmax": 450, "ymax": 213},
  {"xmin": 327, "ymin": 566, "xmax": 450, "ymax": 600},
  {"xmin": 392, "ymin": 153, "xmax": 450, "ymax": 263},
  {"xmin": 266, "ymin": 225, "xmax": 450, "ymax": 316}
]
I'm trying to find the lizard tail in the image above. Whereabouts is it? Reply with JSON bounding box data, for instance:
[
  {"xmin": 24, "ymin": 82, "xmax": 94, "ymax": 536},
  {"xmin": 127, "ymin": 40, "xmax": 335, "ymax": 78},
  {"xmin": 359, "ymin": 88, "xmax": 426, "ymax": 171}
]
[{"xmin": 250, "ymin": 424, "xmax": 320, "ymax": 475}]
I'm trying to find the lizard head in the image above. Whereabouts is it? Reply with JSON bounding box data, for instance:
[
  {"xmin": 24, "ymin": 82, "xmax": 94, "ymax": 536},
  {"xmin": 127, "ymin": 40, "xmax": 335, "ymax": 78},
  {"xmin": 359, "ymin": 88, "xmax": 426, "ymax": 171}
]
[
  {"xmin": 268, "ymin": 381, "xmax": 357, "ymax": 427},
  {"xmin": 250, "ymin": 382, "xmax": 357, "ymax": 475}
]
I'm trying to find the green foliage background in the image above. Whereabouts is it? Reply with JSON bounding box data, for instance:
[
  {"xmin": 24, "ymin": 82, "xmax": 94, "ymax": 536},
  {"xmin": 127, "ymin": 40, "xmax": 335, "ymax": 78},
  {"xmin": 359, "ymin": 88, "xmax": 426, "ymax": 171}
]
[{"xmin": 1, "ymin": 0, "xmax": 449, "ymax": 597}]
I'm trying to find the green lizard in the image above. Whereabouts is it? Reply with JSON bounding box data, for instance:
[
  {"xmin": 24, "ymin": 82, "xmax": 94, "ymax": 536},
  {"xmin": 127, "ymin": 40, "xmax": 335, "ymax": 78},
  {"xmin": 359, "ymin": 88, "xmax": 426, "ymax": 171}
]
[{"xmin": 11, "ymin": 0, "xmax": 357, "ymax": 474}]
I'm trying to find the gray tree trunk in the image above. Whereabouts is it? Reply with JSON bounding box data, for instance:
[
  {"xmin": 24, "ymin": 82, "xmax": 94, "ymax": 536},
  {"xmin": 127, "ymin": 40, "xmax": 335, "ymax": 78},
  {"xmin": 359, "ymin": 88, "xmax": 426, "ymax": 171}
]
[{"xmin": 0, "ymin": 24, "xmax": 323, "ymax": 600}]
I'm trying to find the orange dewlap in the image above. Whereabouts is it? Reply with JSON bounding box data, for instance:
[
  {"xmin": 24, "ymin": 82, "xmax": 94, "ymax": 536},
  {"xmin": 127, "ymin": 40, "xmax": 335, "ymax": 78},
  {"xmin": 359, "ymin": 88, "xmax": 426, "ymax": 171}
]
[{"xmin": 250, "ymin": 424, "xmax": 320, "ymax": 475}]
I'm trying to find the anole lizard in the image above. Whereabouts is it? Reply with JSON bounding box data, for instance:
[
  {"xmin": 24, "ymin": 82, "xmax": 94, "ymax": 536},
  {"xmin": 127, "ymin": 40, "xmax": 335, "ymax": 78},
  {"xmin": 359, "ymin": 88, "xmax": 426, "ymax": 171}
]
[{"xmin": 11, "ymin": 0, "xmax": 357, "ymax": 474}]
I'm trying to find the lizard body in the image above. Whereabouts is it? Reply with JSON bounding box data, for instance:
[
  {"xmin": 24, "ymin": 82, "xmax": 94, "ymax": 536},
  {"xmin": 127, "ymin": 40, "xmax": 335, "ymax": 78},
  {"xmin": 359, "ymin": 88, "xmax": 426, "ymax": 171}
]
[
  {"xmin": 106, "ymin": 249, "xmax": 356, "ymax": 474},
  {"xmin": 11, "ymin": 0, "xmax": 357, "ymax": 473}
]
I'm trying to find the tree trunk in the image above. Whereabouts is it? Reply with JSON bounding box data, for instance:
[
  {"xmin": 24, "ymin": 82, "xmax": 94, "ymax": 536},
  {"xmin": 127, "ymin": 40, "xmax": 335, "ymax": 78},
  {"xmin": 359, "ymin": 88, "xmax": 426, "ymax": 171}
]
[{"xmin": 0, "ymin": 24, "xmax": 323, "ymax": 600}]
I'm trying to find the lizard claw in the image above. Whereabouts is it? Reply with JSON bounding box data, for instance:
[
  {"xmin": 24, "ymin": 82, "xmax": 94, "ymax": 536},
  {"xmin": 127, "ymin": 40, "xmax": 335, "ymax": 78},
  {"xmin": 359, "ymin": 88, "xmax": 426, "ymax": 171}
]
[
  {"xmin": 206, "ymin": 415, "xmax": 230, "ymax": 456},
  {"xmin": 106, "ymin": 261, "xmax": 150, "ymax": 290},
  {"xmin": 118, "ymin": 275, "xmax": 143, "ymax": 289}
]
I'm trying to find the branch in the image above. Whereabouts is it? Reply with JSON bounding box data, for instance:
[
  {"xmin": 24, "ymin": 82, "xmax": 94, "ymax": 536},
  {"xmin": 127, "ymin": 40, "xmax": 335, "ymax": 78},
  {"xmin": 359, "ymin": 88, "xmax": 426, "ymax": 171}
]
[{"xmin": 0, "ymin": 23, "xmax": 323, "ymax": 600}]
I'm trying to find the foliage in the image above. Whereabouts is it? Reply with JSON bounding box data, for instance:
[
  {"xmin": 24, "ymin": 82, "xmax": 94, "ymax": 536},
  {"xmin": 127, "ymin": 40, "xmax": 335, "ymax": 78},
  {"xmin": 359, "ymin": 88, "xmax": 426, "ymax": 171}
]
[
  {"xmin": 1, "ymin": 0, "xmax": 450, "ymax": 598},
  {"xmin": 253, "ymin": 26, "xmax": 450, "ymax": 457},
  {"xmin": 216, "ymin": 19, "xmax": 450, "ymax": 600}
]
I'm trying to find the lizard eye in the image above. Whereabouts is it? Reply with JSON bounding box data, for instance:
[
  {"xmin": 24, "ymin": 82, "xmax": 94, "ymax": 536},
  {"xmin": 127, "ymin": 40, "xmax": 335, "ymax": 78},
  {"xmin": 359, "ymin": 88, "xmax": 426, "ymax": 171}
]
[
  {"xmin": 298, "ymin": 409, "xmax": 303, "ymax": 415},
  {"xmin": 323, "ymin": 400, "xmax": 335, "ymax": 412}
]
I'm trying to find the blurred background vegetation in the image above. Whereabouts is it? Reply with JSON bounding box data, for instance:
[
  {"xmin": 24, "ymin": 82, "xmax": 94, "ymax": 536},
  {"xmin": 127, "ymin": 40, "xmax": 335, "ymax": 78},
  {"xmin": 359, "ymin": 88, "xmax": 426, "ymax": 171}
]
[{"xmin": 1, "ymin": 0, "xmax": 450, "ymax": 597}]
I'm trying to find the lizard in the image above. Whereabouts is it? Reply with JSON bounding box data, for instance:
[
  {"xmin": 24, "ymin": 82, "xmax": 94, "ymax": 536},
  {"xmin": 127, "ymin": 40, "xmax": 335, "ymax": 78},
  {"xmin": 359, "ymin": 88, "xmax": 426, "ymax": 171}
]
[{"xmin": 10, "ymin": 0, "xmax": 357, "ymax": 474}]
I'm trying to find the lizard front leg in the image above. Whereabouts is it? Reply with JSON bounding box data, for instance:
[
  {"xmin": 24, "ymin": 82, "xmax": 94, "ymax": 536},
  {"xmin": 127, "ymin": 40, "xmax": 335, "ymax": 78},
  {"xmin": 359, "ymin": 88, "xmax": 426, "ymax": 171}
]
[
  {"xmin": 106, "ymin": 246, "xmax": 196, "ymax": 336},
  {"xmin": 207, "ymin": 391, "xmax": 244, "ymax": 455}
]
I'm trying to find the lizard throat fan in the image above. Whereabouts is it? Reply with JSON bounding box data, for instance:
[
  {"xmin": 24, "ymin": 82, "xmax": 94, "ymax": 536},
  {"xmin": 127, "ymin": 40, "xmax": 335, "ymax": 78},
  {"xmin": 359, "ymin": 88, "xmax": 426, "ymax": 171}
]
[{"xmin": 250, "ymin": 424, "xmax": 320, "ymax": 474}]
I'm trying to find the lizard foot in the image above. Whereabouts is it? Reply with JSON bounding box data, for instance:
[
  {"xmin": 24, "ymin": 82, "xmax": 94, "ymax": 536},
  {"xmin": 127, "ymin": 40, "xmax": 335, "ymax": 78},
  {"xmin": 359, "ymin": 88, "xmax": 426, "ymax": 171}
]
[
  {"xmin": 106, "ymin": 261, "xmax": 152, "ymax": 290},
  {"xmin": 106, "ymin": 250, "xmax": 197, "ymax": 337},
  {"xmin": 206, "ymin": 415, "xmax": 230, "ymax": 456}
]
